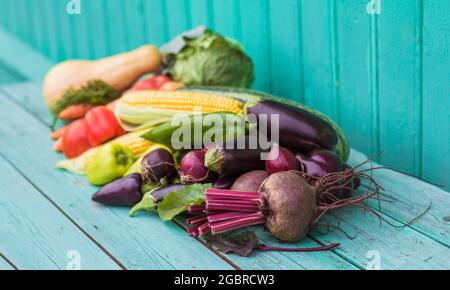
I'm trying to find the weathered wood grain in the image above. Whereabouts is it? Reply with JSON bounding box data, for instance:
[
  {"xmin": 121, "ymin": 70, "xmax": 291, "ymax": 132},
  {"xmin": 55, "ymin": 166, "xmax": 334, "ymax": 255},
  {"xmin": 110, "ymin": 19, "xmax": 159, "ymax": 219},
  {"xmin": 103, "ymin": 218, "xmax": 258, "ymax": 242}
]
[
  {"xmin": 0, "ymin": 156, "xmax": 121, "ymax": 270},
  {"xmin": 349, "ymin": 150, "xmax": 450, "ymax": 247}
]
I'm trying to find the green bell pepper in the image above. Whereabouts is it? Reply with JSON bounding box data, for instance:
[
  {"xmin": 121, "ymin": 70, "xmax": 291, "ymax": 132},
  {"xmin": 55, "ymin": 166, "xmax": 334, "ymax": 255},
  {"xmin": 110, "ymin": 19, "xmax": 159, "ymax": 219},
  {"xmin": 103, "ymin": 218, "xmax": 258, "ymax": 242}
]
[{"xmin": 86, "ymin": 144, "xmax": 134, "ymax": 186}]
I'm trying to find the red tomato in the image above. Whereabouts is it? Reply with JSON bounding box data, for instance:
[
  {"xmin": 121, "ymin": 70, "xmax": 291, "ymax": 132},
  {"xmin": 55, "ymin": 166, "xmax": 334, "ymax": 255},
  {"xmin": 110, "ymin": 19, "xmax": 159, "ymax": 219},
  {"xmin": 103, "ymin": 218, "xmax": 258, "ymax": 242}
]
[
  {"xmin": 85, "ymin": 106, "xmax": 122, "ymax": 147},
  {"xmin": 132, "ymin": 75, "xmax": 172, "ymax": 91},
  {"xmin": 62, "ymin": 119, "xmax": 91, "ymax": 158}
]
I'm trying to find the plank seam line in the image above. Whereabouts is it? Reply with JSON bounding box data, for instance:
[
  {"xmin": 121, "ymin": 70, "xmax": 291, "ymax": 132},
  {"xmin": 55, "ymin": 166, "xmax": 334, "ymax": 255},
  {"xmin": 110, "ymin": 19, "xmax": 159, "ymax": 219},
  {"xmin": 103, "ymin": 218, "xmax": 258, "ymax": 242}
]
[
  {"xmin": 415, "ymin": 0, "xmax": 424, "ymax": 177},
  {"xmin": 0, "ymin": 253, "xmax": 19, "ymax": 270},
  {"xmin": 329, "ymin": 0, "xmax": 341, "ymax": 123},
  {"xmin": 0, "ymin": 151, "xmax": 127, "ymax": 270},
  {"xmin": 172, "ymin": 219, "xmax": 240, "ymax": 270}
]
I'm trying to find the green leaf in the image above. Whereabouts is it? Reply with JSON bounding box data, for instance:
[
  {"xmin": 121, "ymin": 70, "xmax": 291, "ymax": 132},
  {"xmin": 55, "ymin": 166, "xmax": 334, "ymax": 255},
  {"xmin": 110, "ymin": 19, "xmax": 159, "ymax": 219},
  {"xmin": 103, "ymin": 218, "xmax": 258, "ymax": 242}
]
[
  {"xmin": 129, "ymin": 191, "xmax": 157, "ymax": 217},
  {"xmin": 204, "ymin": 231, "xmax": 261, "ymax": 257},
  {"xmin": 157, "ymin": 183, "xmax": 211, "ymax": 221}
]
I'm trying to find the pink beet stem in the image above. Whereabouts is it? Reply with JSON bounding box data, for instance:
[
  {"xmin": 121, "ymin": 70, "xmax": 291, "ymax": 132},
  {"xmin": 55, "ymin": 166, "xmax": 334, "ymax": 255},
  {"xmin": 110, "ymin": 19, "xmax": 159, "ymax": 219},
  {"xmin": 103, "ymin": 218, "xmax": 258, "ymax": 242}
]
[
  {"xmin": 205, "ymin": 198, "xmax": 262, "ymax": 206},
  {"xmin": 186, "ymin": 215, "xmax": 207, "ymax": 225},
  {"xmin": 206, "ymin": 203, "xmax": 260, "ymax": 213},
  {"xmin": 198, "ymin": 223, "xmax": 210, "ymax": 235},
  {"xmin": 187, "ymin": 226, "xmax": 199, "ymax": 237},
  {"xmin": 205, "ymin": 189, "xmax": 261, "ymax": 200},
  {"xmin": 260, "ymin": 243, "xmax": 340, "ymax": 252},
  {"xmin": 210, "ymin": 213, "xmax": 266, "ymax": 234},
  {"xmin": 207, "ymin": 212, "xmax": 251, "ymax": 223},
  {"xmin": 188, "ymin": 205, "xmax": 206, "ymax": 214}
]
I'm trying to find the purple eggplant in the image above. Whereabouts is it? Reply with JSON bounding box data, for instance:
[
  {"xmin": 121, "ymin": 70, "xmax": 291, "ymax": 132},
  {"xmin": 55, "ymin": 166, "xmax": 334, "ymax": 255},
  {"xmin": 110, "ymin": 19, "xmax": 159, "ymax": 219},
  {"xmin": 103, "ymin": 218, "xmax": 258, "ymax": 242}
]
[
  {"xmin": 152, "ymin": 184, "xmax": 186, "ymax": 202},
  {"xmin": 92, "ymin": 173, "xmax": 143, "ymax": 206},
  {"xmin": 204, "ymin": 142, "xmax": 266, "ymax": 176},
  {"xmin": 247, "ymin": 100, "xmax": 338, "ymax": 152},
  {"xmin": 141, "ymin": 147, "xmax": 177, "ymax": 184},
  {"xmin": 296, "ymin": 150, "xmax": 343, "ymax": 178},
  {"xmin": 213, "ymin": 175, "xmax": 237, "ymax": 189}
]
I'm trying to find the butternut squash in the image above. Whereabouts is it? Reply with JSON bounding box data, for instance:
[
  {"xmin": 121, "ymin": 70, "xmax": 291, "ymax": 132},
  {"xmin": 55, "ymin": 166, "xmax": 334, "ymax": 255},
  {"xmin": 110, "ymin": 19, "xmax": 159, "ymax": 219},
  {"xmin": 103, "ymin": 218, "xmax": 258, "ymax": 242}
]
[{"xmin": 44, "ymin": 45, "xmax": 162, "ymax": 111}]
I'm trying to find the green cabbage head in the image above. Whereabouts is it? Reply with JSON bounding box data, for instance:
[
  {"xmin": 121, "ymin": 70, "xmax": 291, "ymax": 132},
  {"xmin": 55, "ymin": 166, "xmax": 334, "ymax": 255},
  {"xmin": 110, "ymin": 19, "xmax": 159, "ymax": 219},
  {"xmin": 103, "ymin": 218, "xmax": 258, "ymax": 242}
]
[{"xmin": 170, "ymin": 30, "xmax": 254, "ymax": 88}]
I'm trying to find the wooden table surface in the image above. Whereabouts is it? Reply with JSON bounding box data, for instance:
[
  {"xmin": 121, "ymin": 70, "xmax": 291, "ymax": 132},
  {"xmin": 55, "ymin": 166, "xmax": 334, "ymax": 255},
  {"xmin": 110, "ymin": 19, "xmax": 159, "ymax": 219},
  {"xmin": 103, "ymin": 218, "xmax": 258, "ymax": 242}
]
[
  {"xmin": 0, "ymin": 81, "xmax": 448, "ymax": 270},
  {"xmin": 0, "ymin": 25, "xmax": 448, "ymax": 270}
]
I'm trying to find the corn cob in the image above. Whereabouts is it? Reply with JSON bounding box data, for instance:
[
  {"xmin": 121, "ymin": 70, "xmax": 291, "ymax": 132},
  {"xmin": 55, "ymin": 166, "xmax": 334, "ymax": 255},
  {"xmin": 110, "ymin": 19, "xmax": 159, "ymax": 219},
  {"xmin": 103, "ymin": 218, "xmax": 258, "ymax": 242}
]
[
  {"xmin": 115, "ymin": 90, "xmax": 244, "ymax": 128},
  {"xmin": 56, "ymin": 130, "xmax": 152, "ymax": 175}
]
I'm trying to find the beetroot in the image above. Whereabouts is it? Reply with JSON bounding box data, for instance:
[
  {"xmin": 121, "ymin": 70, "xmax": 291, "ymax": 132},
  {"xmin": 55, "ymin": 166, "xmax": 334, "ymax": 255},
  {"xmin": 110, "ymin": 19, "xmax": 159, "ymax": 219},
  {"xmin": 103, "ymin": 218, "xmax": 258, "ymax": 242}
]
[
  {"xmin": 266, "ymin": 145, "xmax": 299, "ymax": 175},
  {"xmin": 180, "ymin": 151, "xmax": 212, "ymax": 184},
  {"xmin": 185, "ymin": 162, "xmax": 381, "ymax": 245},
  {"xmin": 231, "ymin": 170, "xmax": 268, "ymax": 192}
]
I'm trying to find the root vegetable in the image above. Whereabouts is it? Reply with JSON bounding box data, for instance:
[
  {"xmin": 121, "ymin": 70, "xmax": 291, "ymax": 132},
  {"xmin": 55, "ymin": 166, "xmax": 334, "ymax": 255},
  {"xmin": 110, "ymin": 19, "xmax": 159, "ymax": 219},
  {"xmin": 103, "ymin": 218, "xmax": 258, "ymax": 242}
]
[
  {"xmin": 187, "ymin": 165, "xmax": 381, "ymax": 243},
  {"xmin": 231, "ymin": 170, "xmax": 268, "ymax": 192}
]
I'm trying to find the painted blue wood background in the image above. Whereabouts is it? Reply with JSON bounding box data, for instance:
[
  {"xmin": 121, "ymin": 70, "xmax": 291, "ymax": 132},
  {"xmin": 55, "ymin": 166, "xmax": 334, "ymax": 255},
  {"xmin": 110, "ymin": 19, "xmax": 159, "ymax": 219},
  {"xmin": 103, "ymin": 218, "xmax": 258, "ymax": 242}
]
[{"xmin": 0, "ymin": 0, "xmax": 448, "ymax": 188}]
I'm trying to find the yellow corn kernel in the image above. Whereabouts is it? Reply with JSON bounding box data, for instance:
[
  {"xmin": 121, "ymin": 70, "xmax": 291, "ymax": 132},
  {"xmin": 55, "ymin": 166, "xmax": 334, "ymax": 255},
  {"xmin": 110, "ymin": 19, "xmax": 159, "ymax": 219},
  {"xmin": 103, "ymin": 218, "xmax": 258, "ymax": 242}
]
[{"xmin": 118, "ymin": 91, "xmax": 244, "ymax": 115}]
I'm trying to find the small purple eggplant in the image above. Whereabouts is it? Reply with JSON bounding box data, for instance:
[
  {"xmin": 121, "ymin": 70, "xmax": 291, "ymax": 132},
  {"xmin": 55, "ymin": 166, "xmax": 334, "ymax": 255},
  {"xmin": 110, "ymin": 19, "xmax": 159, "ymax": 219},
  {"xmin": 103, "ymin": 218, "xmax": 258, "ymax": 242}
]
[
  {"xmin": 92, "ymin": 173, "xmax": 143, "ymax": 206},
  {"xmin": 152, "ymin": 184, "xmax": 186, "ymax": 202},
  {"xmin": 141, "ymin": 147, "xmax": 177, "ymax": 184},
  {"xmin": 296, "ymin": 150, "xmax": 343, "ymax": 178},
  {"xmin": 213, "ymin": 175, "xmax": 237, "ymax": 190}
]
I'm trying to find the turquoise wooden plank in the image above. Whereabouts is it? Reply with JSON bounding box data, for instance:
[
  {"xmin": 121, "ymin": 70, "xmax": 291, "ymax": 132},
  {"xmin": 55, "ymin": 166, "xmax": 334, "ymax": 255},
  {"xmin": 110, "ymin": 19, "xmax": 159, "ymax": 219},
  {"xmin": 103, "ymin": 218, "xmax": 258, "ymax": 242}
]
[
  {"xmin": 311, "ymin": 206, "xmax": 450, "ymax": 269},
  {"xmin": 0, "ymin": 155, "xmax": 121, "ymax": 270},
  {"xmin": 239, "ymin": 0, "xmax": 272, "ymax": 92},
  {"xmin": 0, "ymin": 61, "xmax": 25, "ymax": 84},
  {"xmin": 377, "ymin": 0, "xmax": 423, "ymax": 176},
  {"xmin": 190, "ymin": 0, "xmax": 213, "ymax": 29},
  {"xmin": 0, "ymin": 256, "xmax": 15, "ymax": 270},
  {"xmin": 123, "ymin": 0, "xmax": 147, "ymax": 51},
  {"xmin": 422, "ymin": 0, "xmax": 450, "ymax": 189},
  {"xmin": 268, "ymin": 0, "xmax": 303, "ymax": 103},
  {"xmin": 164, "ymin": 0, "xmax": 191, "ymax": 39},
  {"xmin": 86, "ymin": 0, "xmax": 110, "ymax": 59},
  {"xmin": 349, "ymin": 150, "xmax": 450, "ymax": 246},
  {"xmin": 335, "ymin": 0, "xmax": 376, "ymax": 156},
  {"xmin": 211, "ymin": 0, "xmax": 241, "ymax": 40},
  {"xmin": 0, "ymin": 89, "xmax": 234, "ymax": 270},
  {"xmin": 301, "ymin": 0, "xmax": 338, "ymax": 120},
  {"xmin": 4, "ymin": 81, "xmax": 357, "ymax": 270},
  {"xmin": 142, "ymin": 0, "xmax": 169, "ymax": 46},
  {"xmin": 104, "ymin": 0, "xmax": 128, "ymax": 55},
  {"xmin": 0, "ymin": 26, "xmax": 54, "ymax": 81}
]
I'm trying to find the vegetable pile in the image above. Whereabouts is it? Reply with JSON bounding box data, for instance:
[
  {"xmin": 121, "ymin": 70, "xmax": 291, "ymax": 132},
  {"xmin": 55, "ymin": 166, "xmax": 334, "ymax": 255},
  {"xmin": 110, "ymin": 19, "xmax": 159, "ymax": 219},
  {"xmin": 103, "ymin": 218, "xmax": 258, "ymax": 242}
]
[{"xmin": 46, "ymin": 26, "xmax": 383, "ymax": 257}]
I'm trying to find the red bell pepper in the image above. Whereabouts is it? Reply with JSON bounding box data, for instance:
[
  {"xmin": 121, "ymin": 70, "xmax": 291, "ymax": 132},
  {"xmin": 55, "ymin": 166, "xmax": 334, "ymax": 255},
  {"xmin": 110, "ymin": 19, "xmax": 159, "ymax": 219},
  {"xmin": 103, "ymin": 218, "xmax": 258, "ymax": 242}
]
[
  {"xmin": 85, "ymin": 106, "xmax": 124, "ymax": 147},
  {"xmin": 62, "ymin": 118, "xmax": 91, "ymax": 158}
]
